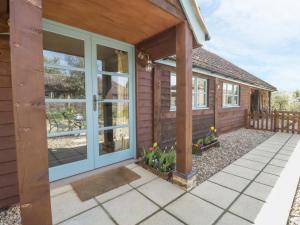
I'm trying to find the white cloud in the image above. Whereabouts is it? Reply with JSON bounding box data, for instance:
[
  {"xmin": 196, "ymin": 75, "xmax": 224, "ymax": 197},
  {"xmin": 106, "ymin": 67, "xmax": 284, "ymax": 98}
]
[
  {"xmin": 212, "ymin": 0, "xmax": 300, "ymax": 47},
  {"xmin": 198, "ymin": 0, "xmax": 300, "ymax": 91}
]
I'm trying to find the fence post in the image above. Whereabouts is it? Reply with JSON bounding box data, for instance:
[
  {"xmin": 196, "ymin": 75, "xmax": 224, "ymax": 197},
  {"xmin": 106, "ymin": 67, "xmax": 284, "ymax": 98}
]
[
  {"xmin": 245, "ymin": 109, "xmax": 249, "ymax": 129},
  {"xmin": 274, "ymin": 110, "xmax": 279, "ymax": 132}
]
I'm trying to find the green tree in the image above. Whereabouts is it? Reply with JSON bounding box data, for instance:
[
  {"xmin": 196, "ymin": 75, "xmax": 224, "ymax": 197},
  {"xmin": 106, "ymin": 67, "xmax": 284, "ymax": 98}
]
[
  {"xmin": 293, "ymin": 90, "xmax": 300, "ymax": 99},
  {"xmin": 272, "ymin": 94, "xmax": 289, "ymax": 111}
]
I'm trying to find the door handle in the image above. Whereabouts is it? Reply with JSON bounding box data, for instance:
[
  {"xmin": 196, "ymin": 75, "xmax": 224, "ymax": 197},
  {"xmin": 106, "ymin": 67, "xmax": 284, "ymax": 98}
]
[{"xmin": 93, "ymin": 95, "xmax": 97, "ymax": 111}]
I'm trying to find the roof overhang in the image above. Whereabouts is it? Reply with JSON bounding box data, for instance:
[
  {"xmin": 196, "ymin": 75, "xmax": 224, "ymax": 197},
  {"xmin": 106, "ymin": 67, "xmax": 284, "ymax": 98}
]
[
  {"xmin": 156, "ymin": 58, "xmax": 276, "ymax": 92},
  {"xmin": 179, "ymin": 0, "xmax": 210, "ymax": 45}
]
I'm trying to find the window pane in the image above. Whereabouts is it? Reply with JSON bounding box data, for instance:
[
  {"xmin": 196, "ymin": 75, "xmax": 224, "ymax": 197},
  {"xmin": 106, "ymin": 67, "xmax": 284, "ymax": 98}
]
[
  {"xmin": 99, "ymin": 128, "xmax": 130, "ymax": 155},
  {"xmin": 45, "ymin": 69, "xmax": 85, "ymax": 99},
  {"xmin": 48, "ymin": 133, "xmax": 87, "ymax": 168},
  {"xmin": 197, "ymin": 79, "xmax": 205, "ymax": 92},
  {"xmin": 98, "ymin": 75, "xmax": 129, "ymax": 100},
  {"xmin": 197, "ymin": 94, "xmax": 206, "ymax": 107},
  {"xmin": 98, "ymin": 103, "xmax": 129, "ymax": 127},
  {"xmin": 46, "ymin": 102, "xmax": 86, "ymax": 133},
  {"xmin": 192, "ymin": 77, "xmax": 196, "ymax": 91},
  {"xmin": 227, "ymin": 96, "xmax": 233, "ymax": 105},
  {"xmin": 43, "ymin": 31, "xmax": 84, "ymax": 69},
  {"xmin": 96, "ymin": 45, "xmax": 128, "ymax": 73},
  {"xmin": 234, "ymin": 85, "xmax": 239, "ymax": 95},
  {"xmin": 43, "ymin": 31, "xmax": 86, "ymax": 100},
  {"xmin": 170, "ymin": 75, "xmax": 176, "ymax": 91},
  {"xmin": 233, "ymin": 96, "xmax": 239, "ymax": 105},
  {"xmin": 170, "ymin": 91, "xmax": 176, "ymax": 109},
  {"xmin": 227, "ymin": 84, "xmax": 233, "ymax": 94}
]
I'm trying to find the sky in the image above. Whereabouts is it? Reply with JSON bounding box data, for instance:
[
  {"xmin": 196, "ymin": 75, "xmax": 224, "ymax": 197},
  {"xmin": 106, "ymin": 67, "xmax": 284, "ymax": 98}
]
[{"xmin": 197, "ymin": 0, "xmax": 300, "ymax": 92}]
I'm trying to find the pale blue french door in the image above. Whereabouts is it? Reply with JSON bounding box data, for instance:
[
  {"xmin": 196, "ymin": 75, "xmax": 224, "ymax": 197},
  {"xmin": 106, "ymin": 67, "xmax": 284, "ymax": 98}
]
[
  {"xmin": 43, "ymin": 20, "xmax": 135, "ymax": 181},
  {"xmin": 91, "ymin": 38, "xmax": 136, "ymax": 168}
]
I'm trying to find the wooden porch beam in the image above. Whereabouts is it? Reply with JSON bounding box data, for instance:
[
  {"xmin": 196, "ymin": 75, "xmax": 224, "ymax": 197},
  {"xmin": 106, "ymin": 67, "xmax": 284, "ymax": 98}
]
[
  {"xmin": 136, "ymin": 26, "xmax": 176, "ymax": 61},
  {"xmin": 9, "ymin": 0, "xmax": 52, "ymax": 224},
  {"xmin": 175, "ymin": 21, "xmax": 193, "ymax": 175}
]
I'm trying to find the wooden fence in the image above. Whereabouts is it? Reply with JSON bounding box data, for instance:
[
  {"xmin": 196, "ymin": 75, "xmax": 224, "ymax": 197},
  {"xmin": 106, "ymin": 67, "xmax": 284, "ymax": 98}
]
[{"xmin": 246, "ymin": 110, "xmax": 300, "ymax": 134}]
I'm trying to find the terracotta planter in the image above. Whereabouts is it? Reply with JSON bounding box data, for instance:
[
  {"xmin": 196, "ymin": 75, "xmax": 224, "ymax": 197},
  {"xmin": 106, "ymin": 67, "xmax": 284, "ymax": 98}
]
[
  {"xmin": 137, "ymin": 161, "xmax": 173, "ymax": 181},
  {"xmin": 192, "ymin": 140, "xmax": 220, "ymax": 155}
]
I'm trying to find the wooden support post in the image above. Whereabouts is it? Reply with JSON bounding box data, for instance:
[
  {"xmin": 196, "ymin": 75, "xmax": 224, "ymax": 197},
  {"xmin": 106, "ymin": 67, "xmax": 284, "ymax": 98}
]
[
  {"xmin": 173, "ymin": 22, "xmax": 195, "ymax": 190},
  {"xmin": 153, "ymin": 66, "xmax": 161, "ymax": 144},
  {"xmin": 9, "ymin": 0, "xmax": 52, "ymax": 224}
]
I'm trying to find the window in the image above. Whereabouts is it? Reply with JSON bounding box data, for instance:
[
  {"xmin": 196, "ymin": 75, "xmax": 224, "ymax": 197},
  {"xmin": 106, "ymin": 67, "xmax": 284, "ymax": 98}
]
[
  {"xmin": 193, "ymin": 77, "xmax": 208, "ymax": 108},
  {"xmin": 223, "ymin": 83, "xmax": 240, "ymax": 107},
  {"xmin": 170, "ymin": 73, "xmax": 208, "ymax": 110}
]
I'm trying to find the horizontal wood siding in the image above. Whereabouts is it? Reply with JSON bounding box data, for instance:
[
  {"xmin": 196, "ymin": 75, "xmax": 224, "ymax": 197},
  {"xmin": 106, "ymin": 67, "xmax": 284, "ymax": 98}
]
[
  {"xmin": 136, "ymin": 60, "xmax": 153, "ymax": 156},
  {"xmin": 216, "ymin": 79, "xmax": 251, "ymax": 134},
  {"xmin": 157, "ymin": 64, "xmax": 215, "ymax": 147},
  {"xmin": 0, "ymin": 36, "xmax": 19, "ymax": 209}
]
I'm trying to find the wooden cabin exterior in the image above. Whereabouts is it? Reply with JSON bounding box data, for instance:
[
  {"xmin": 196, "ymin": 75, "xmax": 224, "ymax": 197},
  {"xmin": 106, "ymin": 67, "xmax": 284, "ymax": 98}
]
[{"xmin": 0, "ymin": 0, "xmax": 276, "ymax": 224}]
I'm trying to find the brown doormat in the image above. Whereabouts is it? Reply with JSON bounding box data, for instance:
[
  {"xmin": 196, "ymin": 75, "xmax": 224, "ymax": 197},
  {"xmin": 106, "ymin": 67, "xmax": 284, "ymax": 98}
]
[{"xmin": 71, "ymin": 166, "xmax": 140, "ymax": 201}]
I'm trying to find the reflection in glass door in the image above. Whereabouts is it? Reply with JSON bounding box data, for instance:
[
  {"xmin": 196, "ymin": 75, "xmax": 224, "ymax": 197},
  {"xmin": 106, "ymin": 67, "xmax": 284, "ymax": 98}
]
[
  {"xmin": 93, "ymin": 40, "xmax": 135, "ymax": 168},
  {"xmin": 43, "ymin": 20, "xmax": 135, "ymax": 181},
  {"xmin": 43, "ymin": 23, "xmax": 94, "ymax": 181}
]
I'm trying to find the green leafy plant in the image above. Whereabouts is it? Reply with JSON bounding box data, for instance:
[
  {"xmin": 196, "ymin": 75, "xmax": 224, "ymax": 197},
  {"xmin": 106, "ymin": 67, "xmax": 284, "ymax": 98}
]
[{"xmin": 143, "ymin": 143, "xmax": 176, "ymax": 173}]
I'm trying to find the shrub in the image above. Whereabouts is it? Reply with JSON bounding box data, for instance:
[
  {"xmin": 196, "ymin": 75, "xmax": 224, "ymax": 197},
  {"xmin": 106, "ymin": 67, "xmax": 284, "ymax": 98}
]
[{"xmin": 143, "ymin": 143, "xmax": 176, "ymax": 173}]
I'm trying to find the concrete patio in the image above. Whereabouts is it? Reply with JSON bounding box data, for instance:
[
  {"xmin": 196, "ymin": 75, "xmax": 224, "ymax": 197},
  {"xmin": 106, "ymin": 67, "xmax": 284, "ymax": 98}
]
[{"xmin": 50, "ymin": 132, "xmax": 300, "ymax": 225}]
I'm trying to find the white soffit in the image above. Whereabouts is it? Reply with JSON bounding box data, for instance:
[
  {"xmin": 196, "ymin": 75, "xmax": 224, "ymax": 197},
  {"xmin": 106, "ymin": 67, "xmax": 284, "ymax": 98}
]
[{"xmin": 179, "ymin": 0, "xmax": 210, "ymax": 45}]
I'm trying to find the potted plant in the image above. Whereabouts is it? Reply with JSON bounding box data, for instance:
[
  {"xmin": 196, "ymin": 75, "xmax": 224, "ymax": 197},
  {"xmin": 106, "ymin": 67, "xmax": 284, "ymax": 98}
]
[
  {"xmin": 192, "ymin": 126, "xmax": 220, "ymax": 155},
  {"xmin": 141, "ymin": 143, "xmax": 176, "ymax": 181}
]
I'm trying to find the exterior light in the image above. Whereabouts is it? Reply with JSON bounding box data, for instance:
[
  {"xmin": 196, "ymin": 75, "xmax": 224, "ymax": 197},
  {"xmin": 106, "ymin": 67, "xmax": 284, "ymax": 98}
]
[
  {"xmin": 138, "ymin": 51, "xmax": 153, "ymax": 72},
  {"xmin": 145, "ymin": 55, "xmax": 153, "ymax": 72}
]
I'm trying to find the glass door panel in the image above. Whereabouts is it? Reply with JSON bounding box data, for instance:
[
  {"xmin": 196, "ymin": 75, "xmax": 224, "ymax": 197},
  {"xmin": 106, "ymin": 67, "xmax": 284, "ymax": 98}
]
[
  {"xmin": 93, "ymin": 40, "xmax": 134, "ymax": 168},
  {"xmin": 43, "ymin": 24, "xmax": 93, "ymax": 181}
]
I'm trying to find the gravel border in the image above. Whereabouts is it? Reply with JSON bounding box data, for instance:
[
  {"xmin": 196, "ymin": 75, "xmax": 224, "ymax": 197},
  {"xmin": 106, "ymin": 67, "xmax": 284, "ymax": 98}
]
[
  {"xmin": 193, "ymin": 128, "xmax": 275, "ymax": 184},
  {"xmin": 0, "ymin": 206, "xmax": 21, "ymax": 225},
  {"xmin": 287, "ymin": 178, "xmax": 300, "ymax": 225}
]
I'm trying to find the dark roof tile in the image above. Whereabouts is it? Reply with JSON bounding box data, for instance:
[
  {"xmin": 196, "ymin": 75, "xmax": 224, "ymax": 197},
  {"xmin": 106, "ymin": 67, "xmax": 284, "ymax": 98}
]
[{"xmin": 166, "ymin": 48, "xmax": 277, "ymax": 91}]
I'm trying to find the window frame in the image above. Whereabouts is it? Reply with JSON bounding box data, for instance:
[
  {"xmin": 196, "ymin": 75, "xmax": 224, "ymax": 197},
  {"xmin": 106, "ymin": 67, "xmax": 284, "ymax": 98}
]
[
  {"xmin": 169, "ymin": 73, "xmax": 208, "ymax": 111},
  {"xmin": 222, "ymin": 82, "xmax": 240, "ymax": 108}
]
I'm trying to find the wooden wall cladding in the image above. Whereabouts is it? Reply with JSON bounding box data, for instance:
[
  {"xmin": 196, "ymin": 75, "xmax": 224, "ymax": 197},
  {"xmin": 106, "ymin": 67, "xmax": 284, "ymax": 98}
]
[
  {"xmin": 157, "ymin": 64, "xmax": 216, "ymax": 147},
  {"xmin": 215, "ymin": 79, "xmax": 251, "ymax": 134},
  {"xmin": 0, "ymin": 36, "xmax": 19, "ymax": 209},
  {"xmin": 136, "ymin": 61, "xmax": 153, "ymax": 156}
]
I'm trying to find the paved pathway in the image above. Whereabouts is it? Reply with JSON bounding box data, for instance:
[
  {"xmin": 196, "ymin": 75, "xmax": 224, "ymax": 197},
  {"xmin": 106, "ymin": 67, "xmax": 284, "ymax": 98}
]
[{"xmin": 50, "ymin": 133, "xmax": 300, "ymax": 225}]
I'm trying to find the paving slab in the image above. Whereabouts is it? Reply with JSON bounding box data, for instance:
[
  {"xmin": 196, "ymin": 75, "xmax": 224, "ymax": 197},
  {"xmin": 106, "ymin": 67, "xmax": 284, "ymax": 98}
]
[
  {"xmin": 103, "ymin": 190, "xmax": 159, "ymax": 225},
  {"xmin": 229, "ymin": 194, "xmax": 264, "ymax": 223},
  {"xmin": 138, "ymin": 178, "xmax": 184, "ymax": 207},
  {"xmin": 95, "ymin": 184, "xmax": 132, "ymax": 203},
  {"xmin": 59, "ymin": 206, "xmax": 115, "ymax": 225},
  {"xmin": 263, "ymin": 164, "xmax": 283, "ymax": 176},
  {"xmin": 216, "ymin": 212, "xmax": 253, "ymax": 225},
  {"xmin": 279, "ymin": 150, "xmax": 293, "ymax": 156},
  {"xmin": 222, "ymin": 164, "xmax": 259, "ymax": 180},
  {"xmin": 244, "ymin": 182, "xmax": 272, "ymax": 201},
  {"xmin": 254, "ymin": 146, "xmax": 279, "ymax": 153},
  {"xmin": 274, "ymin": 154, "xmax": 290, "ymax": 161},
  {"xmin": 269, "ymin": 158, "xmax": 287, "ymax": 167},
  {"xmin": 248, "ymin": 150, "xmax": 275, "ymax": 158},
  {"xmin": 166, "ymin": 193, "xmax": 223, "ymax": 225},
  {"xmin": 129, "ymin": 166, "xmax": 157, "ymax": 188},
  {"xmin": 233, "ymin": 158, "xmax": 265, "ymax": 171},
  {"xmin": 50, "ymin": 184, "xmax": 72, "ymax": 197},
  {"xmin": 255, "ymin": 172, "xmax": 279, "ymax": 187},
  {"xmin": 140, "ymin": 210, "xmax": 184, "ymax": 225},
  {"xmin": 242, "ymin": 154, "xmax": 270, "ymax": 164},
  {"xmin": 51, "ymin": 190, "xmax": 97, "ymax": 224},
  {"xmin": 191, "ymin": 181, "xmax": 239, "ymax": 209},
  {"xmin": 209, "ymin": 171, "xmax": 250, "ymax": 192}
]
